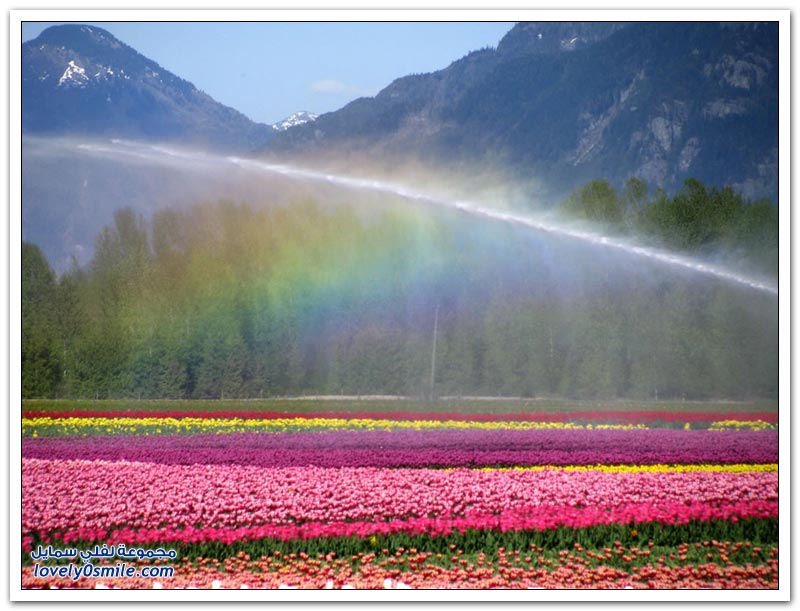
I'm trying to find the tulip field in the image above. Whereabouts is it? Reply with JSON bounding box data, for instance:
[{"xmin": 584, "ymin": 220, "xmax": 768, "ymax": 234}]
[{"xmin": 21, "ymin": 401, "xmax": 779, "ymax": 590}]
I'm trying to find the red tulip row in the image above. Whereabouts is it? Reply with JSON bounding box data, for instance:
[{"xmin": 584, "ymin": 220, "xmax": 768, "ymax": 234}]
[
  {"xmin": 21, "ymin": 543, "xmax": 778, "ymax": 589},
  {"xmin": 21, "ymin": 409, "xmax": 779, "ymax": 423},
  {"xmin": 30, "ymin": 499, "xmax": 774, "ymax": 549}
]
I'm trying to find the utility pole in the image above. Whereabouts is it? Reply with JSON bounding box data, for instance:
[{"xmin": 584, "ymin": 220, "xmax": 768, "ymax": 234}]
[{"xmin": 429, "ymin": 304, "xmax": 439, "ymax": 400}]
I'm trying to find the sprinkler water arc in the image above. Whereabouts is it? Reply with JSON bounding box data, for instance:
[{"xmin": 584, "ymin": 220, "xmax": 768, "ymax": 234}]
[{"xmin": 73, "ymin": 139, "xmax": 779, "ymax": 297}]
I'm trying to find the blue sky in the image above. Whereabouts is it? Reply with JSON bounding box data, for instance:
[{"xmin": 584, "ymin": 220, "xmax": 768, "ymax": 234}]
[{"xmin": 21, "ymin": 21, "xmax": 514, "ymax": 125}]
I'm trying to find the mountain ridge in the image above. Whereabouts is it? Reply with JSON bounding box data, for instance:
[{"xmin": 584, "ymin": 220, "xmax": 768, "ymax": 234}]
[
  {"xmin": 268, "ymin": 21, "xmax": 778, "ymax": 202},
  {"xmin": 22, "ymin": 24, "xmax": 275, "ymax": 152}
]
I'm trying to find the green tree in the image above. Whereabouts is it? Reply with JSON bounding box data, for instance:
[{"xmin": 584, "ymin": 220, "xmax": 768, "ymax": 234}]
[
  {"xmin": 560, "ymin": 179, "xmax": 624, "ymax": 227},
  {"xmin": 621, "ymin": 176, "xmax": 648, "ymax": 228},
  {"xmin": 53, "ymin": 262, "xmax": 86, "ymax": 397},
  {"xmin": 21, "ymin": 243, "xmax": 60, "ymax": 397}
]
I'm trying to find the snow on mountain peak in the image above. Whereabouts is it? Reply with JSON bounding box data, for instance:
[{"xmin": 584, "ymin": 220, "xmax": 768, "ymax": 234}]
[
  {"xmin": 58, "ymin": 60, "xmax": 89, "ymax": 87},
  {"xmin": 272, "ymin": 111, "xmax": 319, "ymax": 131}
]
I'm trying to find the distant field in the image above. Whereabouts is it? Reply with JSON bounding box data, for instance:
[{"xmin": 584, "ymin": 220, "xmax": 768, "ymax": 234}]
[{"xmin": 22, "ymin": 398, "xmax": 779, "ymax": 415}]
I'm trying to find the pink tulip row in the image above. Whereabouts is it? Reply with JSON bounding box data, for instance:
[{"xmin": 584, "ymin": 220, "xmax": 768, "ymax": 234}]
[{"xmin": 23, "ymin": 458, "xmax": 777, "ymax": 536}]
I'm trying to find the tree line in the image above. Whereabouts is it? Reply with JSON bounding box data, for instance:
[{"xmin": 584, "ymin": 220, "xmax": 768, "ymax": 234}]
[
  {"xmin": 22, "ymin": 178, "xmax": 778, "ymax": 401},
  {"xmin": 559, "ymin": 176, "xmax": 778, "ymax": 274}
]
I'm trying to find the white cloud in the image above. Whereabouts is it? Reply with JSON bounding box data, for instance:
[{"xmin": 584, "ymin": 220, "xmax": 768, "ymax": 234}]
[
  {"xmin": 310, "ymin": 79, "xmax": 376, "ymax": 97},
  {"xmin": 310, "ymin": 79, "xmax": 347, "ymax": 94}
]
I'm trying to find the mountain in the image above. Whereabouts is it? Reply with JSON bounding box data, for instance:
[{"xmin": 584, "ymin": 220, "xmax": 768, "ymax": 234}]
[
  {"xmin": 269, "ymin": 22, "xmax": 778, "ymax": 202},
  {"xmin": 272, "ymin": 111, "xmax": 318, "ymax": 132},
  {"xmin": 494, "ymin": 21, "xmax": 629, "ymax": 56},
  {"xmin": 22, "ymin": 24, "xmax": 274, "ymax": 151}
]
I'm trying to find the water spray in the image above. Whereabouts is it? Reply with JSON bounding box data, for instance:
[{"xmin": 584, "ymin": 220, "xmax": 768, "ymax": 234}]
[
  {"xmin": 74, "ymin": 139, "xmax": 779, "ymax": 297},
  {"xmin": 227, "ymin": 158, "xmax": 778, "ymax": 297}
]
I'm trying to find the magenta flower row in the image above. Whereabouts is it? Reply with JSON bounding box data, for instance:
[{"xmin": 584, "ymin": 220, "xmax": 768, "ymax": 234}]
[
  {"xmin": 23, "ymin": 459, "xmax": 777, "ymax": 536},
  {"xmin": 22, "ymin": 429, "xmax": 777, "ymax": 467},
  {"xmin": 41, "ymin": 498, "xmax": 775, "ymax": 548}
]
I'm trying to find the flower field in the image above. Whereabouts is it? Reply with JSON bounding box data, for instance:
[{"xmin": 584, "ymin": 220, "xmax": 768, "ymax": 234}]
[{"xmin": 21, "ymin": 406, "xmax": 779, "ymax": 590}]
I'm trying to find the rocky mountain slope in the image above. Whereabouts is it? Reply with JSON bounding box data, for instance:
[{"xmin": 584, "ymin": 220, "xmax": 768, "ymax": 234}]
[{"xmin": 269, "ymin": 22, "xmax": 778, "ymax": 201}]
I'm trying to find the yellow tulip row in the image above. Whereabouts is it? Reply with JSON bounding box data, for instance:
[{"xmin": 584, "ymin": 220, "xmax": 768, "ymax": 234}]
[
  {"xmin": 22, "ymin": 416, "xmax": 650, "ymax": 437},
  {"xmin": 21, "ymin": 416, "xmax": 776, "ymax": 437},
  {"xmin": 479, "ymin": 463, "xmax": 778, "ymax": 473},
  {"xmin": 708, "ymin": 420, "xmax": 776, "ymax": 431}
]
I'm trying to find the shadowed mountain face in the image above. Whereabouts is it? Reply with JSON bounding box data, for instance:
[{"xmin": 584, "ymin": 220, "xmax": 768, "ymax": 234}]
[
  {"xmin": 269, "ymin": 22, "xmax": 778, "ymax": 202},
  {"xmin": 22, "ymin": 24, "xmax": 274, "ymax": 152}
]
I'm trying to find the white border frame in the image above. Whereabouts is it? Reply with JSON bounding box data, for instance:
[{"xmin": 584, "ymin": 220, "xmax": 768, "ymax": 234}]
[{"xmin": 8, "ymin": 9, "xmax": 792, "ymax": 603}]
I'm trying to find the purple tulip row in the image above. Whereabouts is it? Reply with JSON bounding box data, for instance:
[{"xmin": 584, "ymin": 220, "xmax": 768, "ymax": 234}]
[{"xmin": 22, "ymin": 428, "xmax": 777, "ymax": 468}]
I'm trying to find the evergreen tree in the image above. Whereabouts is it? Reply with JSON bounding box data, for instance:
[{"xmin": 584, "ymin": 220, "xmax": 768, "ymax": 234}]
[{"xmin": 21, "ymin": 243, "xmax": 60, "ymax": 397}]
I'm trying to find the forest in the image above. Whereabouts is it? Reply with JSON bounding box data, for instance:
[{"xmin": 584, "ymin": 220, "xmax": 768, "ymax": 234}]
[{"xmin": 21, "ymin": 177, "xmax": 778, "ymax": 400}]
